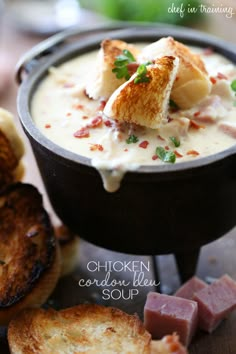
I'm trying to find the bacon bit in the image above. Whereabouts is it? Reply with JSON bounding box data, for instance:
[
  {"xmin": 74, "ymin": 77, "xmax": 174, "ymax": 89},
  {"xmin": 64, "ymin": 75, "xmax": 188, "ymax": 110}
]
[
  {"xmin": 139, "ymin": 140, "xmax": 149, "ymax": 149},
  {"xmin": 190, "ymin": 120, "xmax": 205, "ymax": 129},
  {"xmin": 89, "ymin": 144, "xmax": 104, "ymax": 151},
  {"xmin": 87, "ymin": 115, "xmax": 103, "ymax": 128},
  {"xmin": 167, "ymin": 116, "xmax": 173, "ymax": 123},
  {"xmin": 63, "ymin": 82, "xmax": 75, "ymax": 88},
  {"xmin": 124, "ymin": 148, "xmax": 128, "ymax": 152},
  {"xmin": 152, "ymin": 155, "xmax": 158, "ymax": 160},
  {"xmin": 174, "ymin": 150, "xmax": 183, "ymax": 158},
  {"xmin": 175, "ymin": 76, "xmax": 179, "ymax": 81},
  {"xmin": 127, "ymin": 62, "xmax": 139, "ymax": 76},
  {"xmin": 104, "ymin": 120, "xmax": 112, "ymax": 127},
  {"xmin": 187, "ymin": 150, "xmax": 199, "ymax": 156},
  {"xmin": 194, "ymin": 111, "xmax": 201, "ymax": 117},
  {"xmin": 217, "ymin": 72, "xmax": 228, "ymax": 80},
  {"xmin": 45, "ymin": 124, "xmax": 51, "ymax": 129},
  {"xmin": 97, "ymin": 100, "xmax": 107, "ymax": 111},
  {"xmin": 165, "ymin": 146, "xmax": 170, "ymax": 150},
  {"xmin": 82, "ymin": 115, "xmax": 88, "ymax": 119},
  {"xmin": 203, "ymin": 47, "xmax": 214, "ymax": 56},
  {"xmin": 210, "ymin": 76, "xmax": 217, "ymax": 85},
  {"xmin": 169, "ymin": 343, "xmax": 180, "ymax": 352},
  {"xmin": 157, "ymin": 135, "xmax": 165, "ymax": 141},
  {"xmin": 73, "ymin": 103, "xmax": 84, "ymax": 110},
  {"xmin": 73, "ymin": 127, "xmax": 90, "ymax": 138},
  {"xmin": 66, "ymin": 112, "xmax": 72, "ymax": 117}
]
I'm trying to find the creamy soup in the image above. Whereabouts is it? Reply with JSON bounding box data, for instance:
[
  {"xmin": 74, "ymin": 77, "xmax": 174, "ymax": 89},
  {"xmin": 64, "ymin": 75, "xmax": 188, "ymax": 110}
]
[{"xmin": 32, "ymin": 43, "xmax": 236, "ymax": 192}]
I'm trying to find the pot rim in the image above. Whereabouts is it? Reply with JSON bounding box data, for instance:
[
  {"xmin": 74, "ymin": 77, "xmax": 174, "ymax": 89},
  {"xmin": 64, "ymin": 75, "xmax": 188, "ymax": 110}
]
[{"xmin": 17, "ymin": 23, "xmax": 236, "ymax": 175}]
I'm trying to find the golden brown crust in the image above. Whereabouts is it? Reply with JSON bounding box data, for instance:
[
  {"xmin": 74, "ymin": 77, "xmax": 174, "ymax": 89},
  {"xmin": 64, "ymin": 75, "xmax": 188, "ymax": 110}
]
[
  {"xmin": 104, "ymin": 56, "xmax": 178, "ymax": 128},
  {"xmin": 0, "ymin": 183, "xmax": 61, "ymax": 325},
  {"xmin": 140, "ymin": 37, "xmax": 211, "ymax": 109},
  {"xmin": 86, "ymin": 39, "xmax": 140, "ymax": 100},
  {"xmin": 0, "ymin": 108, "xmax": 25, "ymax": 190},
  {"xmin": 8, "ymin": 304, "xmax": 151, "ymax": 354}
]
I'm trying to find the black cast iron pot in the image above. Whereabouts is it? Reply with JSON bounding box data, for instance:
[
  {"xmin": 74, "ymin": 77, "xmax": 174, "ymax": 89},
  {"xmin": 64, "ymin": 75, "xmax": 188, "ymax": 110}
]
[{"xmin": 16, "ymin": 24, "xmax": 236, "ymax": 263}]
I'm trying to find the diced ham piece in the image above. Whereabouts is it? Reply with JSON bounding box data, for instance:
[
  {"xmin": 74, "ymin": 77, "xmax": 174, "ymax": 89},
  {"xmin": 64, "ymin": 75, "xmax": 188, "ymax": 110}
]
[
  {"xmin": 175, "ymin": 276, "xmax": 208, "ymax": 300},
  {"xmin": 193, "ymin": 274, "xmax": 236, "ymax": 333},
  {"xmin": 159, "ymin": 117, "xmax": 190, "ymax": 140},
  {"xmin": 218, "ymin": 121, "xmax": 236, "ymax": 139},
  {"xmin": 194, "ymin": 95, "xmax": 227, "ymax": 124},
  {"xmin": 144, "ymin": 292, "xmax": 198, "ymax": 346}
]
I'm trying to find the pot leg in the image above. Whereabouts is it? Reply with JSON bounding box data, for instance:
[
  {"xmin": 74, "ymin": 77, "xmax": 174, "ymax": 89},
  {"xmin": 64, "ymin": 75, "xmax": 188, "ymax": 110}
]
[
  {"xmin": 151, "ymin": 256, "xmax": 160, "ymax": 292},
  {"xmin": 174, "ymin": 249, "xmax": 200, "ymax": 283}
]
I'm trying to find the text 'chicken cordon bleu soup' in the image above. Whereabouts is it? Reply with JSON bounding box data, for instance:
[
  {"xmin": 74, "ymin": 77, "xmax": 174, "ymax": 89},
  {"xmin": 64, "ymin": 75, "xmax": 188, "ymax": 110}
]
[{"xmin": 32, "ymin": 37, "xmax": 236, "ymax": 192}]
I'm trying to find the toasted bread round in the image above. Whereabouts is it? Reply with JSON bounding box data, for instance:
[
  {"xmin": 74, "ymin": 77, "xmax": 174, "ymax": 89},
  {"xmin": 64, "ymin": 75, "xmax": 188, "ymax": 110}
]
[
  {"xmin": 104, "ymin": 56, "xmax": 179, "ymax": 129},
  {"xmin": 8, "ymin": 304, "xmax": 151, "ymax": 354},
  {"xmin": 0, "ymin": 183, "xmax": 61, "ymax": 325},
  {"xmin": 0, "ymin": 108, "xmax": 25, "ymax": 190},
  {"xmin": 54, "ymin": 224, "xmax": 79, "ymax": 277},
  {"xmin": 140, "ymin": 37, "xmax": 211, "ymax": 109},
  {"xmin": 86, "ymin": 39, "xmax": 140, "ymax": 100}
]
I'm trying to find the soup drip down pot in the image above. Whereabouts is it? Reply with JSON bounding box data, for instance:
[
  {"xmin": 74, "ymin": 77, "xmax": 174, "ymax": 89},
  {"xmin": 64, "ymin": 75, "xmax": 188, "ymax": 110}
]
[{"xmin": 16, "ymin": 24, "xmax": 236, "ymax": 281}]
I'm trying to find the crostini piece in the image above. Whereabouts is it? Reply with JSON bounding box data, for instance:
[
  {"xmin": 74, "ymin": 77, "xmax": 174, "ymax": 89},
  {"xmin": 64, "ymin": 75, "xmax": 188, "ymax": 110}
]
[
  {"xmin": 0, "ymin": 108, "xmax": 25, "ymax": 190},
  {"xmin": 139, "ymin": 37, "xmax": 211, "ymax": 109},
  {"xmin": 86, "ymin": 39, "xmax": 140, "ymax": 100},
  {"xmin": 151, "ymin": 334, "xmax": 188, "ymax": 354},
  {"xmin": 0, "ymin": 183, "xmax": 61, "ymax": 325},
  {"xmin": 8, "ymin": 304, "xmax": 151, "ymax": 354},
  {"xmin": 104, "ymin": 56, "xmax": 179, "ymax": 129},
  {"xmin": 54, "ymin": 224, "xmax": 79, "ymax": 277}
]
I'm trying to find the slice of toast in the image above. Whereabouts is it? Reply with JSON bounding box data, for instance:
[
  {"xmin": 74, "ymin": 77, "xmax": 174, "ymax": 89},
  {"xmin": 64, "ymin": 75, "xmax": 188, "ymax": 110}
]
[
  {"xmin": 0, "ymin": 183, "xmax": 60, "ymax": 325},
  {"xmin": 139, "ymin": 37, "xmax": 211, "ymax": 109},
  {"xmin": 0, "ymin": 108, "xmax": 25, "ymax": 189},
  {"xmin": 86, "ymin": 39, "xmax": 140, "ymax": 100},
  {"xmin": 104, "ymin": 56, "xmax": 179, "ymax": 129},
  {"xmin": 8, "ymin": 304, "xmax": 151, "ymax": 354}
]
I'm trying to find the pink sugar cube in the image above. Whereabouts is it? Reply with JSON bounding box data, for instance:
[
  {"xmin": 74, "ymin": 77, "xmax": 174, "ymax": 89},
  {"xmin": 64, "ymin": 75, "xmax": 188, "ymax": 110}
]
[
  {"xmin": 144, "ymin": 292, "xmax": 198, "ymax": 346},
  {"xmin": 175, "ymin": 276, "xmax": 208, "ymax": 300},
  {"xmin": 193, "ymin": 274, "xmax": 236, "ymax": 332}
]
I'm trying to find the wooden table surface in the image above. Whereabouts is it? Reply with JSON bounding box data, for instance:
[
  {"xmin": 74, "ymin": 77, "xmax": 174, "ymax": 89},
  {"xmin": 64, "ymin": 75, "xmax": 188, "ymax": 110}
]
[{"xmin": 0, "ymin": 10, "xmax": 236, "ymax": 354}]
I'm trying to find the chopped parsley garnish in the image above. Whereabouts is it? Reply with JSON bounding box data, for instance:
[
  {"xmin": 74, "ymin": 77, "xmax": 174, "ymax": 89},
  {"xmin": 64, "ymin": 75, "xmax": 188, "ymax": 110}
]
[
  {"xmin": 156, "ymin": 146, "xmax": 176, "ymax": 163},
  {"xmin": 134, "ymin": 64, "xmax": 150, "ymax": 84},
  {"xmin": 231, "ymin": 79, "xmax": 236, "ymax": 92},
  {"xmin": 169, "ymin": 136, "xmax": 180, "ymax": 147},
  {"xmin": 126, "ymin": 134, "xmax": 139, "ymax": 144},
  {"xmin": 112, "ymin": 49, "xmax": 136, "ymax": 80},
  {"xmin": 169, "ymin": 99, "xmax": 179, "ymax": 109}
]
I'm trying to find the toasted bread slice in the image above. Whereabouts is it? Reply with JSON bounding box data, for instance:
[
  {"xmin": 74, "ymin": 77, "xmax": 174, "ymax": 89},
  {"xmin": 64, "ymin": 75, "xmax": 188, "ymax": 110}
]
[
  {"xmin": 0, "ymin": 183, "xmax": 61, "ymax": 325},
  {"xmin": 104, "ymin": 56, "xmax": 179, "ymax": 129},
  {"xmin": 86, "ymin": 39, "xmax": 140, "ymax": 100},
  {"xmin": 54, "ymin": 224, "xmax": 79, "ymax": 277},
  {"xmin": 0, "ymin": 108, "xmax": 25, "ymax": 189},
  {"xmin": 139, "ymin": 37, "xmax": 211, "ymax": 109},
  {"xmin": 151, "ymin": 335, "xmax": 188, "ymax": 354},
  {"xmin": 8, "ymin": 304, "xmax": 151, "ymax": 354}
]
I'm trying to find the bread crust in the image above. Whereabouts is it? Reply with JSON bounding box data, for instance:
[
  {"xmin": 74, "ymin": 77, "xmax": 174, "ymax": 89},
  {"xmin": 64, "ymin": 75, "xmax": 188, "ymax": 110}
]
[
  {"xmin": 104, "ymin": 56, "xmax": 179, "ymax": 129},
  {"xmin": 0, "ymin": 183, "xmax": 61, "ymax": 325},
  {"xmin": 8, "ymin": 304, "xmax": 151, "ymax": 353},
  {"xmin": 0, "ymin": 108, "xmax": 25, "ymax": 190},
  {"xmin": 86, "ymin": 39, "xmax": 140, "ymax": 100}
]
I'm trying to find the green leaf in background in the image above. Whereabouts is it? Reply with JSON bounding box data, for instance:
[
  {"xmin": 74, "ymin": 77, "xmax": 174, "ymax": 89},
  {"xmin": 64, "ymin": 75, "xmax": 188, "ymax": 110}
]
[{"xmin": 79, "ymin": 0, "xmax": 203, "ymax": 26}]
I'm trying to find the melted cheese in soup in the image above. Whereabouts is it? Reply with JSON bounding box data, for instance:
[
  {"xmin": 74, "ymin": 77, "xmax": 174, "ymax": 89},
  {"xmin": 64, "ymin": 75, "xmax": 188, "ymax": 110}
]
[{"xmin": 32, "ymin": 44, "xmax": 236, "ymax": 192}]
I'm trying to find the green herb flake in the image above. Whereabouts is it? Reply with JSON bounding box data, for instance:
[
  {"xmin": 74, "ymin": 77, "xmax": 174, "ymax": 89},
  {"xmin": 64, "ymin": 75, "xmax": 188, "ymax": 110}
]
[
  {"xmin": 231, "ymin": 79, "xmax": 236, "ymax": 92},
  {"xmin": 134, "ymin": 64, "xmax": 150, "ymax": 84},
  {"xmin": 156, "ymin": 146, "xmax": 176, "ymax": 163},
  {"xmin": 112, "ymin": 49, "xmax": 136, "ymax": 80},
  {"xmin": 169, "ymin": 99, "xmax": 179, "ymax": 109},
  {"xmin": 169, "ymin": 136, "xmax": 180, "ymax": 147},
  {"xmin": 126, "ymin": 134, "xmax": 139, "ymax": 144}
]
